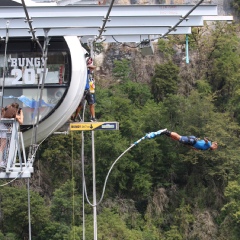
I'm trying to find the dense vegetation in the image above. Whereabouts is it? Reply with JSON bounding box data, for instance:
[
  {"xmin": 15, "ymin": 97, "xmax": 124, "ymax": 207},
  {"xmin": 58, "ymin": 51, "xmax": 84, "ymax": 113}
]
[
  {"xmin": 233, "ymin": 0, "xmax": 240, "ymax": 12},
  {"xmin": 1, "ymin": 22, "xmax": 240, "ymax": 239}
]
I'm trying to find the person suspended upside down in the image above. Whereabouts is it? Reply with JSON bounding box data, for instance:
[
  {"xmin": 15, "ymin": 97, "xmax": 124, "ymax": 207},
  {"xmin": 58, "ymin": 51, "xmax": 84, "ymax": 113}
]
[{"xmin": 161, "ymin": 129, "xmax": 218, "ymax": 151}]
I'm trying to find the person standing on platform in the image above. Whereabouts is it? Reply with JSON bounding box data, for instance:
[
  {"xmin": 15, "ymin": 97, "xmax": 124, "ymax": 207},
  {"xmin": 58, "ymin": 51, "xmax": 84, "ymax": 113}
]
[{"xmin": 71, "ymin": 57, "xmax": 97, "ymax": 122}]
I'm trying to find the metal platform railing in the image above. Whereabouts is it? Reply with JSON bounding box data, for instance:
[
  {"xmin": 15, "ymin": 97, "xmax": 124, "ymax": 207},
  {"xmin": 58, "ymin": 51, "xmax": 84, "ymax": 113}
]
[{"xmin": 0, "ymin": 119, "xmax": 33, "ymax": 179}]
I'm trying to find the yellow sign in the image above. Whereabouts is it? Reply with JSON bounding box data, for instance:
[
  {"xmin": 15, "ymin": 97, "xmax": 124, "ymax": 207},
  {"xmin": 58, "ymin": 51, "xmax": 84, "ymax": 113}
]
[{"xmin": 70, "ymin": 122, "xmax": 119, "ymax": 131}]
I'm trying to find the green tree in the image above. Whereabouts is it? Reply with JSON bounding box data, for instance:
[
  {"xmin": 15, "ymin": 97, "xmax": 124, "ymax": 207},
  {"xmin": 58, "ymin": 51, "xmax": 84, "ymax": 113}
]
[
  {"xmin": 51, "ymin": 179, "xmax": 84, "ymax": 226},
  {"xmin": 164, "ymin": 226, "xmax": 183, "ymax": 240},
  {"xmin": 222, "ymin": 180, "xmax": 240, "ymax": 223},
  {"xmin": 219, "ymin": 180, "xmax": 240, "ymax": 239},
  {"xmin": 119, "ymin": 81, "xmax": 152, "ymax": 107},
  {"xmin": 112, "ymin": 59, "xmax": 131, "ymax": 82},
  {"xmin": 232, "ymin": 0, "xmax": 240, "ymax": 12},
  {"xmin": 66, "ymin": 208, "xmax": 146, "ymax": 239},
  {"xmin": 183, "ymin": 23, "xmax": 240, "ymax": 111},
  {"xmin": 38, "ymin": 133, "xmax": 82, "ymax": 191},
  {"xmin": 37, "ymin": 222, "xmax": 70, "ymax": 240},
  {"xmin": 151, "ymin": 61, "xmax": 179, "ymax": 102},
  {"xmin": 208, "ymin": 24, "xmax": 240, "ymax": 109},
  {"xmin": 157, "ymin": 38, "xmax": 176, "ymax": 59},
  {"xmin": 0, "ymin": 185, "xmax": 50, "ymax": 239}
]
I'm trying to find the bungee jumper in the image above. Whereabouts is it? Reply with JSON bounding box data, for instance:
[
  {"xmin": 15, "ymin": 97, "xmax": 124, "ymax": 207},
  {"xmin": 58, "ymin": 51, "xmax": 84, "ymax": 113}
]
[
  {"xmin": 160, "ymin": 129, "xmax": 218, "ymax": 150},
  {"xmin": 143, "ymin": 129, "xmax": 218, "ymax": 151}
]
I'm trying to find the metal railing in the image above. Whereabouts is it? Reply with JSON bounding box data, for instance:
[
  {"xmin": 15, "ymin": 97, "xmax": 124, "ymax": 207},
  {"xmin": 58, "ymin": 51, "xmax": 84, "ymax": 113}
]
[{"xmin": 0, "ymin": 119, "xmax": 33, "ymax": 178}]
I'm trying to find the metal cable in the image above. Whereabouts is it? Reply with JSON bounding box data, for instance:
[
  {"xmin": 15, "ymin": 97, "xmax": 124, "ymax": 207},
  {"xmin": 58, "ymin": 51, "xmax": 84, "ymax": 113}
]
[
  {"xmin": 95, "ymin": 0, "xmax": 116, "ymax": 41},
  {"xmin": 109, "ymin": 0, "xmax": 205, "ymax": 46},
  {"xmin": 151, "ymin": 0, "xmax": 205, "ymax": 41},
  {"xmin": 33, "ymin": 30, "xmax": 50, "ymax": 146},
  {"xmin": 21, "ymin": 0, "xmax": 51, "ymax": 159},
  {"xmin": 21, "ymin": 0, "xmax": 43, "ymax": 52},
  {"xmin": 0, "ymin": 21, "xmax": 10, "ymax": 116}
]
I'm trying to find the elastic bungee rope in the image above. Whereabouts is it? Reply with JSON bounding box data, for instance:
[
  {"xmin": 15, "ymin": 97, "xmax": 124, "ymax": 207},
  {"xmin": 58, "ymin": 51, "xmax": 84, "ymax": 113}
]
[{"xmin": 82, "ymin": 129, "xmax": 167, "ymax": 207}]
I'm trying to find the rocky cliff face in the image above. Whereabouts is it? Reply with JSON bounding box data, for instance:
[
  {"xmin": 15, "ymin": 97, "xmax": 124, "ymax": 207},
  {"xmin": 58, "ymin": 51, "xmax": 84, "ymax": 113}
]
[{"xmin": 217, "ymin": 0, "xmax": 234, "ymax": 16}]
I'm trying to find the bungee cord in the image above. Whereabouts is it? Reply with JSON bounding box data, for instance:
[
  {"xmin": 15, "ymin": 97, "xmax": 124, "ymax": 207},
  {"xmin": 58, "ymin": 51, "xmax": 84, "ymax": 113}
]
[{"xmin": 82, "ymin": 129, "xmax": 167, "ymax": 207}]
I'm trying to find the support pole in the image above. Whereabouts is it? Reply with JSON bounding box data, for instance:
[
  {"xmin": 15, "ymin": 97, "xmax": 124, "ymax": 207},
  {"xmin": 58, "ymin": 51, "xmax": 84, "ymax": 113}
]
[
  {"xmin": 186, "ymin": 34, "xmax": 189, "ymax": 64},
  {"xmin": 87, "ymin": 37, "xmax": 97, "ymax": 239},
  {"xmin": 92, "ymin": 130, "xmax": 97, "ymax": 240},
  {"xmin": 82, "ymin": 130, "xmax": 85, "ymax": 240},
  {"xmin": 27, "ymin": 178, "xmax": 31, "ymax": 240},
  {"xmin": 82, "ymin": 101, "xmax": 86, "ymax": 240}
]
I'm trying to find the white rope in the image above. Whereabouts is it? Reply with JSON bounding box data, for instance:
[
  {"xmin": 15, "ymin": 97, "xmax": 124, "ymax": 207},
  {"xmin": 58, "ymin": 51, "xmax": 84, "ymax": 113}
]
[{"xmin": 83, "ymin": 144, "xmax": 135, "ymax": 207}]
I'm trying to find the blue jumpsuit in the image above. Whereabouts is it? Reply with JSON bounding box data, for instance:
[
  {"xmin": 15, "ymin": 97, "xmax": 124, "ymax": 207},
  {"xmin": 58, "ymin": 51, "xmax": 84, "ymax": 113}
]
[{"xmin": 179, "ymin": 136, "xmax": 211, "ymax": 150}]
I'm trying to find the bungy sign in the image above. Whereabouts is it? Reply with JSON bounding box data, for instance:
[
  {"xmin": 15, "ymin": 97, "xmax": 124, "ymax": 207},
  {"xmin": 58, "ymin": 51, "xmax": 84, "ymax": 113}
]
[
  {"xmin": 70, "ymin": 122, "xmax": 119, "ymax": 131},
  {"xmin": 9, "ymin": 57, "xmax": 47, "ymax": 85}
]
